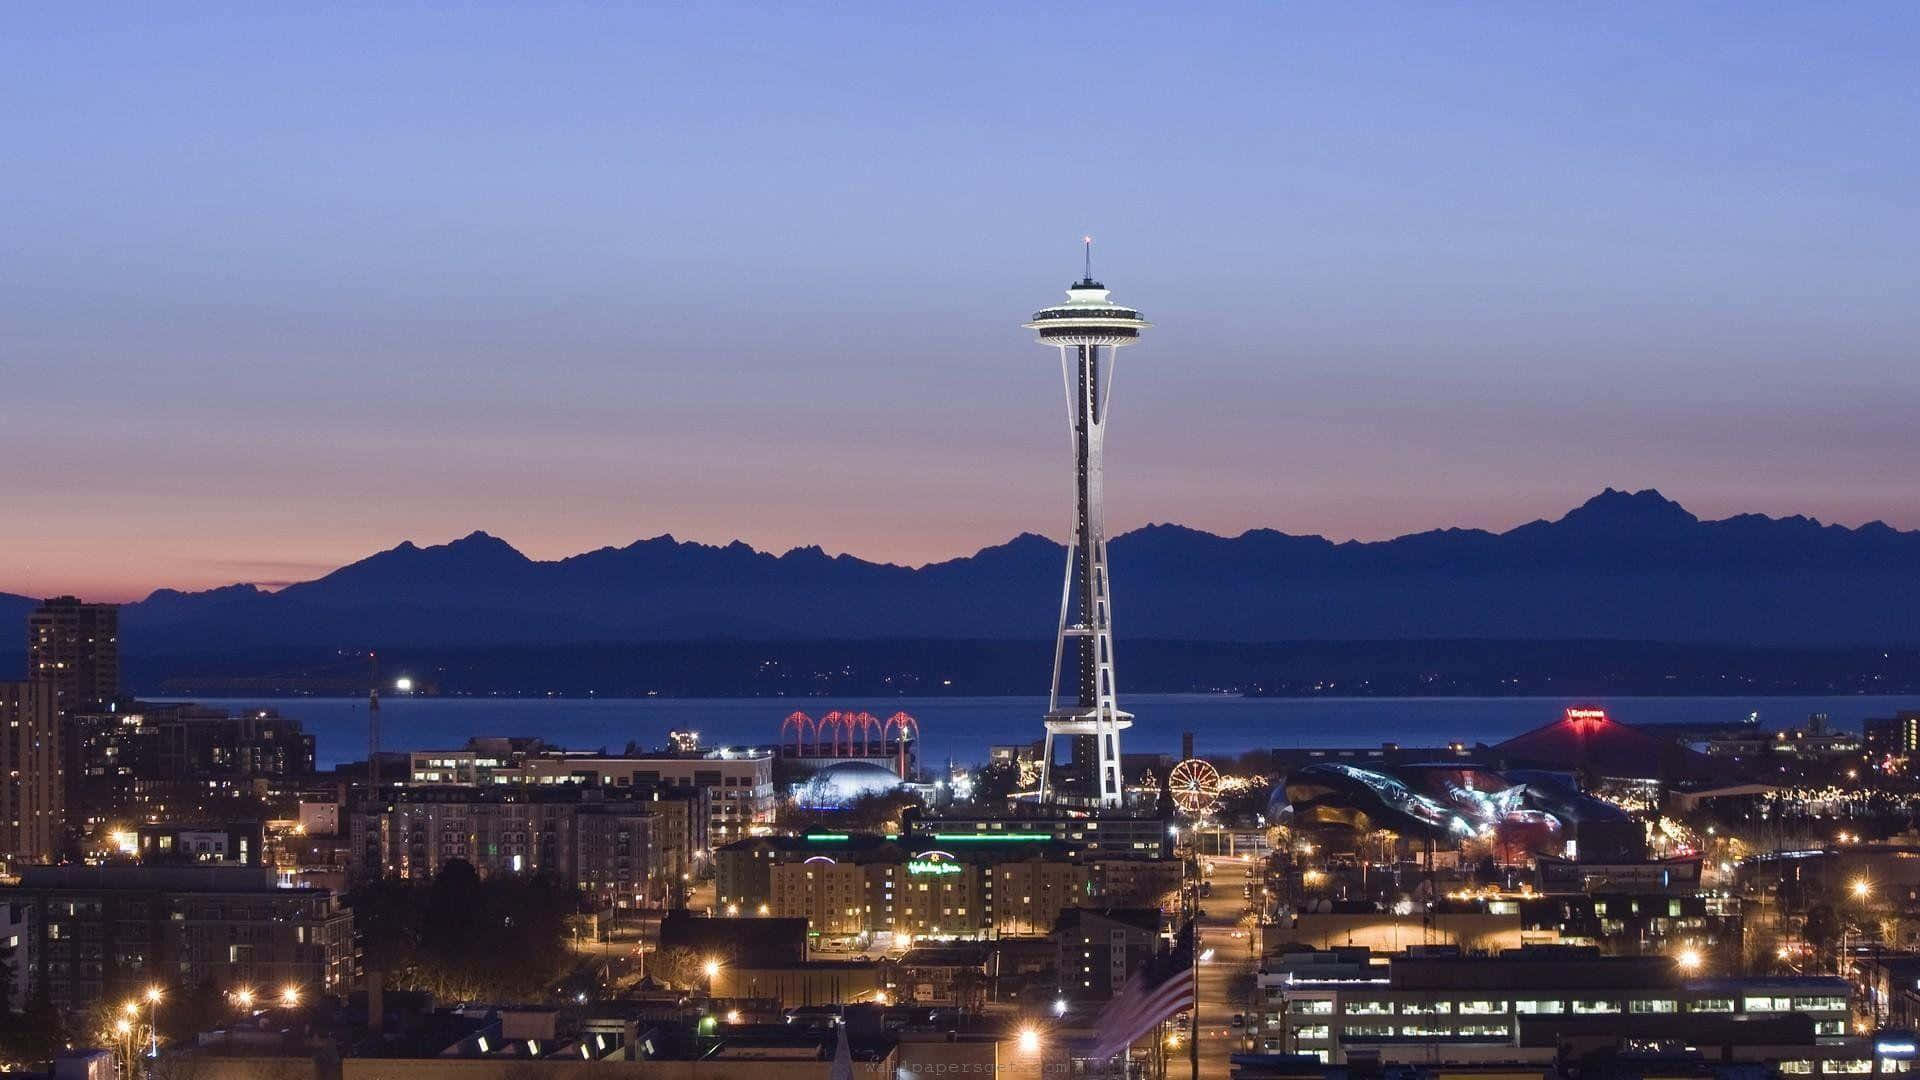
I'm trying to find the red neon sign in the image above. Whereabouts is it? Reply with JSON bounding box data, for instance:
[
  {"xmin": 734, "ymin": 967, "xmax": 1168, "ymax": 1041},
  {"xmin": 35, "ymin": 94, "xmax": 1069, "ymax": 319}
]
[{"xmin": 1564, "ymin": 706, "xmax": 1608, "ymax": 725}]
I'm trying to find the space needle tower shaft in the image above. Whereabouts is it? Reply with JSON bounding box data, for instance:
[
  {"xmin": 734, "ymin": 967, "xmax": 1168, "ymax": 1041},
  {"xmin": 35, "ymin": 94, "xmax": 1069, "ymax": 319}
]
[{"xmin": 1024, "ymin": 240, "xmax": 1151, "ymax": 808}]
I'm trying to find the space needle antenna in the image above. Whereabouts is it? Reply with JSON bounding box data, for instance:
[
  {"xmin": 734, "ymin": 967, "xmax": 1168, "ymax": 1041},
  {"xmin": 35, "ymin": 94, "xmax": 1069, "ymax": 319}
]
[{"xmin": 1023, "ymin": 242, "xmax": 1151, "ymax": 807}]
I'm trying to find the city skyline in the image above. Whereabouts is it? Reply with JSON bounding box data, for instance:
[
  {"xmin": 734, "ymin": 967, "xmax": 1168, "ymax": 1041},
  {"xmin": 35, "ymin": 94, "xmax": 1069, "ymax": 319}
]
[{"xmin": 7, "ymin": 4, "xmax": 1919, "ymax": 600}]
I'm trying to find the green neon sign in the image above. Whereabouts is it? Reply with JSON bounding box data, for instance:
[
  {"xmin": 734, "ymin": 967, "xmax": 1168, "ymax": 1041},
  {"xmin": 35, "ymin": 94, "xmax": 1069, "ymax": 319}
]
[
  {"xmin": 804, "ymin": 833, "xmax": 850, "ymax": 841},
  {"xmin": 908, "ymin": 859, "xmax": 962, "ymax": 876}
]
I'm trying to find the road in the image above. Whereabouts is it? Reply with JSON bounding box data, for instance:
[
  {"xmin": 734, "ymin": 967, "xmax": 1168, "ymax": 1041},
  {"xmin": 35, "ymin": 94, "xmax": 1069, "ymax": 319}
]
[{"xmin": 1191, "ymin": 854, "xmax": 1262, "ymax": 1080}]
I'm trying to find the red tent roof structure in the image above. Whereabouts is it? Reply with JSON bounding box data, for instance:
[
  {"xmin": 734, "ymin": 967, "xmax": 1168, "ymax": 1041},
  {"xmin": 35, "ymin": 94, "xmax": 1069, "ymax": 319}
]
[{"xmin": 1493, "ymin": 706, "xmax": 1718, "ymax": 782}]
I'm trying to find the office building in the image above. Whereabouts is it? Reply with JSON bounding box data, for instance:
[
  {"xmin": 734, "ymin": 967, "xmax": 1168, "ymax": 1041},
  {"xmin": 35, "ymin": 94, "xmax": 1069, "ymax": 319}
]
[
  {"xmin": 27, "ymin": 596, "xmax": 118, "ymax": 710},
  {"xmin": 1, "ymin": 864, "xmax": 354, "ymax": 1013},
  {"xmin": 1259, "ymin": 946, "xmax": 1849, "ymax": 1064},
  {"xmin": 0, "ymin": 681, "xmax": 63, "ymax": 867}
]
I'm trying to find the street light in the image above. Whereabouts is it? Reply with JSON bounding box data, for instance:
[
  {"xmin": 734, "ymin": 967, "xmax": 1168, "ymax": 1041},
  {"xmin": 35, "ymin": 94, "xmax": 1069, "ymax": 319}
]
[
  {"xmin": 1017, "ymin": 1025, "xmax": 1041, "ymax": 1055},
  {"xmin": 233, "ymin": 987, "xmax": 255, "ymax": 1009},
  {"xmin": 144, "ymin": 986, "xmax": 162, "ymax": 1057},
  {"xmin": 1677, "ymin": 948, "xmax": 1703, "ymax": 973},
  {"xmin": 1854, "ymin": 878, "xmax": 1872, "ymax": 899},
  {"xmin": 280, "ymin": 985, "xmax": 300, "ymax": 1008},
  {"xmin": 1053, "ymin": 997, "xmax": 1068, "ymax": 1017}
]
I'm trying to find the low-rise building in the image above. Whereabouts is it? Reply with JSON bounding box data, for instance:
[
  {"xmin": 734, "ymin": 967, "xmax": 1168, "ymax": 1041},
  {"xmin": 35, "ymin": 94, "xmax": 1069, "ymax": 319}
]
[
  {"xmin": 135, "ymin": 821, "xmax": 265, "ymax": 865},
  {"xmin": 1281, "ymin": 892, "xmax": 1739, "ymax": 958},
  {"xmin": 658, "ymin": 910, "xmax": 809, "ymax": 967},
  {"xmin": 1865, "ymin": 711, "xmax": 1920, "ymax": 762},
  {"xmin": 351, "ymin": 783, "xmax": 704, "ymax": 907},
  {"xmin": 900, "ymin": 808, "xmax": 1172, "ymax": 860},
  {"xmin": 407, "ymin": 738, "xmax": 772, "ymax": 842},
  {"xmin": 1052, "ymin": 907, "xmax": 1160, "ymax": 1001},
  {"xmin": 711, "ymin": 959, "xmax": 886, "ymax": 1007},
  {"xmin": 717, "ymin": 833, "xmax": 1176, "ymax": 942},
  {"xmin": 893, "ymin": 944, "xmax": 992, "ymax": 1009},
  {"xmin": 1, "ymin": 864, "xmax": 353, "ymax": 1013}
]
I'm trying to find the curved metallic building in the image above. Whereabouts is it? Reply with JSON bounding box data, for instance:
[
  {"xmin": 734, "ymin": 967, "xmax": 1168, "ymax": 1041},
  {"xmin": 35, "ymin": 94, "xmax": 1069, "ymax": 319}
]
[{"xmin": 1275, "ymin": 761, "xmax": 1632, "ymax": 856}]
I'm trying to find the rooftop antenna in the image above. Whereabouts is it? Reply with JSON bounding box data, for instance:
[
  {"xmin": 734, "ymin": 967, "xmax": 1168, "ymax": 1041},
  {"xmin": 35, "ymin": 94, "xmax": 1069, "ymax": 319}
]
[
  {"xmin": 1082, "ymin": 236, "xmax": 1093, "ymax": 282},
  {"xmin": 368, "ymin": 650, "xmax": 381, "ymax": 792}
]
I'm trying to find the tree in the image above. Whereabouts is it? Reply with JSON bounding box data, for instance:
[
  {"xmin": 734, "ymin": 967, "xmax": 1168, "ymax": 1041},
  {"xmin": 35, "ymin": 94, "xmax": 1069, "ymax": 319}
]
[
  {"xmin": 974, "ymin": 759, "xmax": 1021, "ymax": 803},
  {"xmin": 419, "ymin": 859, "xmax": 486, "ymax": 970},
  {"xmin": 1804, "ymin": 903, "xmax": 1839, "ymax": 951},
  {"xmin": 350, "ymin": 862, "xmax": 582, "ymax": 1002},
  {"xmin": 1, "ymin": 983, "xmax": 64, "ymax": 1066},
  {"xmin": 346, "ymin": 874, "xmax": 426, "ymax": 986},
  {"xmin": 647, "ymin": 946, "xmax": 706, "ymax": 991}
]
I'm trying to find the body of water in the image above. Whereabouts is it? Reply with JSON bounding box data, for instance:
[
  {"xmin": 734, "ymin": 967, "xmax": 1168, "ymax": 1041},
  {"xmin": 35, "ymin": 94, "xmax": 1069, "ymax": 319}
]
[{"xmin": 169, "ymin": 694, "xmax": 1920, "ymax": 771}]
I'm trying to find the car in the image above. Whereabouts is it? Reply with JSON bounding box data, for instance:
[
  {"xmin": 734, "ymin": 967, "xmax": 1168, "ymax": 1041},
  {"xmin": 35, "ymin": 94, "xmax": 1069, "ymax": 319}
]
[{"xmin": 1231, "ymin": 1014, "xmax": 1245, "ymax": 1027}]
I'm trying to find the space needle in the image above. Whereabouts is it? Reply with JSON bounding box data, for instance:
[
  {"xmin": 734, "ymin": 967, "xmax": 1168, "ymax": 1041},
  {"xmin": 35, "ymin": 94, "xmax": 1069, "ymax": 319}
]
[{"xmin": 1025, "ymin": 240, "xmax": 1150, "ymax": 808}]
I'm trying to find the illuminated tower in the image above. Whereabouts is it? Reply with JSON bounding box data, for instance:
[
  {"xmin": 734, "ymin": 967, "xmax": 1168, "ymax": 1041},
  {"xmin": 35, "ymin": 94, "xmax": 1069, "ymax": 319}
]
[{"xmin": 1025, "ymin": 241, "xmax": 1150, "ymax": 808}]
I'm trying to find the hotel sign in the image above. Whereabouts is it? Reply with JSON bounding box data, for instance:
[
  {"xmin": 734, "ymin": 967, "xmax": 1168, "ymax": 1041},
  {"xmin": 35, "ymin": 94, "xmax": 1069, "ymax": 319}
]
[{"xmin": 908, "ymin": 859, "xmax": 961, "ymax": 876}]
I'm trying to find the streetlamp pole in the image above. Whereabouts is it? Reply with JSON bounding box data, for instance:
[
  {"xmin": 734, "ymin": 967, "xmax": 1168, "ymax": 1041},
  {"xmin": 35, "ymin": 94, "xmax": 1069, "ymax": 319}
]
[{"xmin": 144, "ymin": 986, "xmax": 163, "ymax": 1061}]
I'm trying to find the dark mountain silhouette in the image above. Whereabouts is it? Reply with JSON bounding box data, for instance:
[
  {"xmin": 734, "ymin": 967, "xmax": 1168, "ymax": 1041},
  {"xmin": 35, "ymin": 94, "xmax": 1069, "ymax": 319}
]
[{"xmin": 28, "ymin": 488, "xmax": 1920, "ymax": 654}]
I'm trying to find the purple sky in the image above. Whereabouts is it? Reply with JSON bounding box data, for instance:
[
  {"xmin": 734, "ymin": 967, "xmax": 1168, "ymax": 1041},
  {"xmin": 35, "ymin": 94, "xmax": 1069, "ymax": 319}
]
[{"xmin": 5, "ymin": 5, "xmax": 1918, "ymax": 602}]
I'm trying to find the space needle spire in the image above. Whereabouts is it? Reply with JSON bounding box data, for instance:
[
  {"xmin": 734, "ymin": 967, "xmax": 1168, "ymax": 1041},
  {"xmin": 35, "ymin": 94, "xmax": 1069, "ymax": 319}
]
[{"xmin": 1024, "ymin": 243, "xmax": 1151, "ymax": 808}]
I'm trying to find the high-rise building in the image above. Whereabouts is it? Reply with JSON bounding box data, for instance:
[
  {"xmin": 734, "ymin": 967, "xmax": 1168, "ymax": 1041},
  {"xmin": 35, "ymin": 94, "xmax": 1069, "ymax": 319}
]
[
  {"xmin": 66, "ymin": 701, "xmax": 315, "ymax": 830},
  {"xmin": 27, "ymin": 596, "xmax": 119, "ymax": 711},
  {"xmin": 0, "ymin": 681, "xmax": 63, "ymax": 867},
  {"xmin": 1024, "ymin": 244, "xmax": 1151, "ymax": 807}
]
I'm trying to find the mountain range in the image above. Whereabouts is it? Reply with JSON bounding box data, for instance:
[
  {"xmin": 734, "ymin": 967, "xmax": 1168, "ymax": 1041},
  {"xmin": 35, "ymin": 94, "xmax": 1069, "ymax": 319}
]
[{"xmin": 5, "ymin": 488, "xmax": 1919, "ymax": 655}]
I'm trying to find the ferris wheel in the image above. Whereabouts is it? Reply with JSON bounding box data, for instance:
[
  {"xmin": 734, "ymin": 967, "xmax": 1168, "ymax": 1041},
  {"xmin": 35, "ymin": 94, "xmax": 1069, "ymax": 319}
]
[{"xmin": 1168, "ymin": 758, "xmax": 1221, "ymax": 816}]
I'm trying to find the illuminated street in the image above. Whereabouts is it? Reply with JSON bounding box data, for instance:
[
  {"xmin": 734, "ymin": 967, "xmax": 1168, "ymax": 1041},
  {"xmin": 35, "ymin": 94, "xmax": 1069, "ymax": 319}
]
[{"xmin": 1192, "ymin": 853, "xmax": 1263, "ymax": 1080}]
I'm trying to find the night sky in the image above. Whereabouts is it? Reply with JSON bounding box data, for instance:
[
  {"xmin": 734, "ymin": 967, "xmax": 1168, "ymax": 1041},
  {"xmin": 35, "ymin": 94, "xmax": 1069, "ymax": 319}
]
[{"xmin": 5, "ymin": 4, "xmax": 1917, "ymax": 601}]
